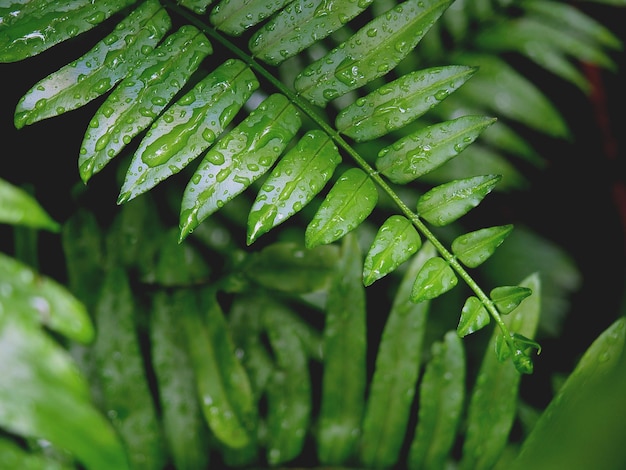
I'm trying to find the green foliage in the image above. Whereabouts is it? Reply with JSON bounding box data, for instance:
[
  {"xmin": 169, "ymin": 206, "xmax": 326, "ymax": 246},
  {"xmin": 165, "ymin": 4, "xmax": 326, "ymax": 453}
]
[{"xmin": 0, "ymin": 0, "xmax": 624, "ymax": 468}]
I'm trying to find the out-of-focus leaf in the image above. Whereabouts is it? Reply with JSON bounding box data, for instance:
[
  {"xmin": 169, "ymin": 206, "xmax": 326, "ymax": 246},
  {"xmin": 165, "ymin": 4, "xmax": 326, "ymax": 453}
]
[
  {"xmin": 408, "ymin": 330, "xmax": 465, "ymax": 470},
  {"xmin": 0, "ymin": 311, "xmax": 130, "ymax": 470},
  {"xmin": 0, "ymin": 437, "xmax": 74, "ymax": 470},
  {"xmin": 210, "ymin": 0, "xmax": 291, "ymax": 36},
  {"xmin": 305, "ymin": 168, "xmax": 378, "ymax": 248},
  {"xmin": 317, "ymin": 233, "xmax": 366, "ymax": 465},
  {"xmin": 490, "ymin": 286, "xmax": 533, "ymax": 315},
  {"xmin": 359, "ymin": 243, "xmax": 433, "ymax": 468},
  {"xmin": 263, "ymin": 299, "xmax": 312, "ymax": 466},
  {"xmin": 179, "ymin": 93, "xmax": 301, "ymax": 241},
  {"xmin": 14, "ymin": 0, "xmax": 171, "ymax": 127},
  {"xmin": 336, "ymin": 66, "xmax": 477, "ymax": 142},
  {"xmin": 377, "ymin": 115, "xmax": 496, "ymax": 184},
  {"xmin": 294, "ymin": 0, "xmax": 453, "ymax": 106},
  {"xmin": 0, "ymin": 252, "xmax": 93, "ymax": 343},
  {"xmin": 417, "ymin": 174, "xmax": 501, "ymax": 226},
  {"xmin": 513, "ymin": 317, "xmax": 626, "ymax": 470},
  {"xmin": 460, "ymin": 273, "xmax": 541, "ymax": 470},
  {"xmin": 119, "ymin": 59, "xmax": 259, "ymax": 203},
  {"xmin": 411, "ymin": 256, "xmax": 457, "ymax": 303},
  {"xmin": 244, "ymin": 242, "xmax": 340, "ymax": 293},
  {"xmin": 247, "ymin": 130, "xmax": 341, "ymax": 245},
  {"xmin": 150, "ymin": 291, "xmax": 210, "ymax": 470},
  {"xmin": 457, "ymin": 296, "xmax": 490, "ymax": 337},
  {"xmin": 91, "ymin": 268, "xmax": 165, "ymax": 470},
  {"xmin": 0, "ymin": 178, "xmax": 59, "ymax": 232},
  {"xmin": 79, "ymin": 25, "xmax": 212, "ymax": 182},
  {"xmin": 151, "ymin": 228, "xmax": 211, "ymax": 286},
  {"xmin": 250, "ymin": 0, "xmax": 374, "ymax": 65},
  {"xmin": 362, "ymin": 215, "xmax": 422, "ymax": 286},
  {"xmin": 182, "ymin": 289, "xmax": 256, "ymax": 449},
  {"xmin": 0, "ymin": 0, "xmax": 137, "ymax": 62},
  {"xmin": 453, "ymin": 53, "xmax": 569, "ymax": 139},
  {"xmin": 452, "ymin": 224, "xmax": 513, "ymax": 268}
]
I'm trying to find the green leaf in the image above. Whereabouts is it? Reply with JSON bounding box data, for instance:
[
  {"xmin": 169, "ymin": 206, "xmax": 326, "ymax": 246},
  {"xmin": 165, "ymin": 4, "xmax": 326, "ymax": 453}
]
[
  {"xmin": 178, "ymin": 0, "xmax": 213, "ymax": 14},
  {"xmin": 376, "ymin": 115, "xmax": 497, "ymax": 184},
  {"xmin": 244, "ymin": 242, "xmax": 340, "ymax": 294},
  {"xmin": 317, "ymin": 233, "xmax": 367, "ymax": 465},
  {"xmin": 512, "ymin": 317, "xmax": 626, "ymax": 470},
  {"xmin": 79, "ymin": 25, "xmax": 213, "ymax": 182},
  {"xmin": 410, "ymin": 255, "xmax": 457, "ymax": 303},
  {"xmin": 250, "ymin": 0, "xmax": 374, "ymax": 65},
  {"xmin": 179, "ymin": 93, "xmax": 301, "ymax": 241},
  {"xmin": 0, "ymin": 178, "xmax": 59, "ymax": 231},
  {"xmin": 118, "ymin": 59, "xmax": 259, "ymax": 203},
  {"xmin": 417, "ymin": 174, "xmax": 501, "ymax": 226},
  {"xmin": 453, "ymin": 53, "xmax": 569, "ymax": 139},
  {"xmin": 362, "ymin": 215, "xmax": 422, "ymax": 286},
  {"xmin": 457, "ymin": 296, "xmax": 490, "ymax": 337},
  {"xmin": 490, "ymin": 285, "xmax": 533, "ymax": 315},
  {"xmin": 247, "ymin": 130, "xmax": 341, "ymax": 244},
  {"xmin": 336, "ymin": 65, "xmax": 478, "ymax": 142},
  {"xmin": 359, "ymin": 244, "xmax": 433, "ymax": 468},
  {"xmin": 452, "ymin": 224, "xmax": 513, "ymax": 268},
  {"xmin": 14, "ymin": 0, "xmax": 171, "ymax": 128},
  {"xmin": 263, "ymin": 299, "xmax": 312, "ymax": 466},
  {"xmin": 91, "ymin": 268, "xmax": 165, "ymax": 470},
  {"xmin": 294, "ymin": 0, "xmax": 453, "ymax": 106},
  {"xmin": 459, "ymin": 273, "xmax": 541, "ymax": 470},
  {"xmin": 210, "ymin": 0, "xmax": 291, "ymax": 36},
  {"xmin": 182, "ymin": 289, "xmax": 256, "ymax": 449},
  {"xmin": 408, "ymin": 331, "xmax": 465, "ymax": 470},
  {"xmin": 0, "ymin": 252, "xmax": 93, "ymax": 343},
  {"xmin": 150, "ymin": 291, "xmax": 210, "ymax": 470},
  {"xmin": 305, "ymin": 168, "xmax": 378, "ymax": 248},
  {"xmin": 0, "ymin": 0, "xmax": 137, "ymax": 62},
  {"xmin": 0, "ymin": 310, "xmax": 130, "ymax": 470},
  {"xmin": 0, "ymin": 437, "xmax": 75, "ymax": 470}
]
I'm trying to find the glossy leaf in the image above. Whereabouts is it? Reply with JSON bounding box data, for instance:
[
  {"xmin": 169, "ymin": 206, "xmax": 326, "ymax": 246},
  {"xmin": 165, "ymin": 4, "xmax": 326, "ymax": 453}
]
[
  {"xmin": 453, "ymin": 53, "xmax": 569, "ymax": 138},
  {"xmin": 460, "ymin": 273, "xmax": 541, "ymax": 470},
  {"xmin": 294, "ymin": 0, "xmax": 453, "ymax": 106},
  {"xmin": 119, "ymin": 59, "xmax": 259, "ymax": 204},
  {"xmin": 490, "ymin": 285, "xmax": 533, "ymax": 315},
  {"xmin": 377, "ymin": 115, "xmax": 497, "ymax": 184},
  {"xmin": 336, "ymin": 65, "xmax": 478, "ymax": 142},
  {"xmin": 457, "ymin": 296, "xmax": 490, "ymax": 337},
  {"xmin": 452, "ymin": 224, "xmax": 513, "ymax": 268},
  {"xmin": 0, "ymin": 178, "xmax": 59, "ymax": 231},
  {"xmin": 305, "ymin": 168, "xmax": 378, "ymax": 248},
  {"xmin": 263, "ymin": 300, "xmax": 312, "ymax": 466},
  {"xmin": 14, "ymin": 0, "xmax": 171, "ymax": 128},
  {"xmin": 362, "ymin": 215, "xmax": 422, "ymax": 286},
  {"xmin": 250, "ymin": 0, "xmax": 375, "ymax": 65},
  {"xmin": 408, "ymin": 331, "xmax": 465, "ymax": 470},
  {"xmin": 0, "ymin": 309, "xmax": 130, "ymax": 470},
  {"xmin": 244, "ymin": 242, "xmax": 340, "ymax": 294},
  {"xmin": 179, "ymin": 93, "xmax": 301, "ymax": 241},
  {"xmin": 182, "ymin": 289, "xmax": 256, "ymax": 449},
  {"xmin": 417, "ymin": 174, "xmax": 501, "ymax": 226},
  {"xmin": 179, "ymin": 0, "xmax": 214, "ymax": 14},
  {"xmin": 211, "ymin": 0, "xmax": 291, "ymax": 36},
  {"xmin": 411, "ymin": 256, "xmax": 458, "ymax": 303},
  {"xmin": 359, "ymin": 243, "xmax": 434, "ymax": 468},
  {"xmin": 317, "ymin": 233, "xmax": 366, "ymax": 465},
  {"xmin": 0, "ymin": 252, "xmax": 93, "ymax": 343},
  {"xmin": 150, "ymin": 291, "xmax": 210, "ymax": 470},
  {"xmin": 79, "ymin": 25, "xmax": 213, "ymax": 182},
  {"xmin": 247, "ymin": 130, "xmax": 341, "ymax": 244},
  {"xmin": 91, "ymin": 268, "xmax": 165, "ymax": 470},
  {"xmin": 495, "ymin": 332, "xmax": 542, "ymax": 363},
  {"xmin": 0, "ymin": 0, "xmax": 137, "ymax": 62}
]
